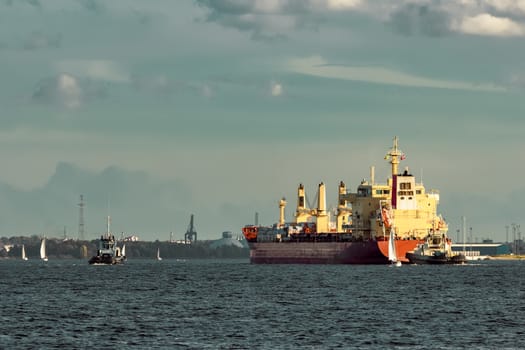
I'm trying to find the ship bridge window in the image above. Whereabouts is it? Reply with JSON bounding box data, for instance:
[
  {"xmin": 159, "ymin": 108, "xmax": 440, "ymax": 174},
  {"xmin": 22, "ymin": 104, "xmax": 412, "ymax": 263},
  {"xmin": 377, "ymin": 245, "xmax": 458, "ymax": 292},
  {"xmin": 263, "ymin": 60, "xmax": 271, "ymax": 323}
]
[
  {"xmin": 397, "ymin": 191, "xmax": 414, "ymax": 196},
  {"xmin": 416, "ymin": 190, "xmax": 422, "ymax": 195},
  {"xmin": 400, "ymin": 182, "xmax": 412, "ymax": 190},
  {"xmin": 384, "ymin": 190, "xmax": 390, "ymax": 194},
  {"xmin": 358, "ymin": 188, "xmax": 369, "ymax": 197}
]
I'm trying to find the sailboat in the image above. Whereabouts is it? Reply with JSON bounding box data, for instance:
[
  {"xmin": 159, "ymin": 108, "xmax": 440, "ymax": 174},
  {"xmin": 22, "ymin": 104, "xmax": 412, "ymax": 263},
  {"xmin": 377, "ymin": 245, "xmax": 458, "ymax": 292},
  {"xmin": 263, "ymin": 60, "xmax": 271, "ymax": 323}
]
[
  {"xmin": 381, "ymin": 201, "xmax": 401, "ymax": 267},
  {"xmin": 21, "ymin": 244, "xmax": 28, "ymax": 261},
  {"xmin": 40, "ymin": 238, "xmax": 48, "ymax": 262},
  {"xmin": 156, "ymin": 247, "xmax": 162, "ymax": 261},
  {"xmin": 121, "ymin": 244, "xmax": 126, "ymax": 258},
  {"xmin": 388, "ymin": 229, "xmax": 401, "ymax": 267}
]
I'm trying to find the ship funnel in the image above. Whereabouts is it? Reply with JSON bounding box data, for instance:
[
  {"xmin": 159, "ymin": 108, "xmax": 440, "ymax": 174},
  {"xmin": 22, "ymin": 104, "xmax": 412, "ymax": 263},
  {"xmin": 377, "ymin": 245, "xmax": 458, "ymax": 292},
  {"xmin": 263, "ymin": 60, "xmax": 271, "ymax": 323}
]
[
  {"xmin": 297, "ymin": 183, "xmax": 306, "ymax": 210},
  {"xmin": 317, "ymin": 182, "xmax": 326, "ymax": 215},
  {"xmin": 278, "ymin": 197, "xmax": 287, "ymax": 226},
  {"xmin": 316, "ymin": 182, "xmax": 329, "ymax": 232},
  {"xmin": 338, "ymin": 181, "xmax": 346, "ymax": 207}
]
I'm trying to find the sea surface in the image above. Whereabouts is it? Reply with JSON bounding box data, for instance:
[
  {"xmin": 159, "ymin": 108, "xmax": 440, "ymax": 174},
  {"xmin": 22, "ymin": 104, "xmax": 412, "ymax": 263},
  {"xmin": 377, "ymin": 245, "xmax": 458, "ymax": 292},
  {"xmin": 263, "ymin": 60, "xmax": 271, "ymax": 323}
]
[{"xmin": 0, "ymin": 258, "xmax": 524, "ymax": 349}]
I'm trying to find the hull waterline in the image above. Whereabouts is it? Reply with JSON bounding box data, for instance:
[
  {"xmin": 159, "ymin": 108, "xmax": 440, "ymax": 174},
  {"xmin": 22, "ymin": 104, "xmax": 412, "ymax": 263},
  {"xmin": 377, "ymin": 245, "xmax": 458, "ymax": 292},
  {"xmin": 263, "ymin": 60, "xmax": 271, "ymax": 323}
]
[{"xmin": 248, "ymin": 239, "xmax": 421, "ymax": 264}]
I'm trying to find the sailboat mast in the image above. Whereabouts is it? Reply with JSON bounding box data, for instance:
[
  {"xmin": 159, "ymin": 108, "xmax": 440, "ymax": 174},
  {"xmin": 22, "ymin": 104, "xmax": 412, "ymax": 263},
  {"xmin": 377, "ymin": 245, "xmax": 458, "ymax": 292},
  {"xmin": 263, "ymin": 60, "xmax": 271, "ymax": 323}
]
[{"xmin": 462, "ymin": 216, "xmax": 466, "ymax": 254}]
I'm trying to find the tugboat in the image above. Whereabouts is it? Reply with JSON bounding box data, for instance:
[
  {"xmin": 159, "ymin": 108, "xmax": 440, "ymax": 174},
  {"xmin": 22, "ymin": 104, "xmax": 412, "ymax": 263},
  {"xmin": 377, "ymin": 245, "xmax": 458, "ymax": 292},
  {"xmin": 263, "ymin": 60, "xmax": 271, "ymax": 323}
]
[
  {"xmin": 406, "ymin": 230, "xmax": 466, "ymax": 264},
  {"xmin": 88, "ymin": 216, "xmax": 126, "ymax": 265}
]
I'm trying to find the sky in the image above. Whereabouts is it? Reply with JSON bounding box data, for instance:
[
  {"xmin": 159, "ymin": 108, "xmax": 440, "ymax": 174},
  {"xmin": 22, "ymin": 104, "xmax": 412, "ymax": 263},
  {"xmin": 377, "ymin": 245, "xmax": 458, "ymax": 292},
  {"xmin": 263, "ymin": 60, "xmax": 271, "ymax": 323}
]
[{"xmin": 0, "ymin": 0, "xmax": 524, "ymax": 242}]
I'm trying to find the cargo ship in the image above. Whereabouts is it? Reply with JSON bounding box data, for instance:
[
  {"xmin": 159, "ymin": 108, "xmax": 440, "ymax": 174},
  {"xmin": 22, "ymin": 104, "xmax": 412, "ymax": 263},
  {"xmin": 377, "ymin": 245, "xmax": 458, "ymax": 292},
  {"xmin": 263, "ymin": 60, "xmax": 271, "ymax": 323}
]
[{"xmin": 242, "ymin": 137, "xmax": 450, "ymax": 264}]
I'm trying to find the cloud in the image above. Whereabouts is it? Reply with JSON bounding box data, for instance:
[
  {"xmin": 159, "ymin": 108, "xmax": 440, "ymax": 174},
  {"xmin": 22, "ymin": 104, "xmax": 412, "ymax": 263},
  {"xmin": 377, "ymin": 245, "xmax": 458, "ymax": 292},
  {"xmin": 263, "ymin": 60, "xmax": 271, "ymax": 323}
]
[
  {"xmin": 325, "ymin": 0, "xmax": 362, "ymax": 10},
  {"xmin": 287, "ymin": 56, "xmax": 507, "ymax": 92},
  {"xmin": 456, "ymin": 13, "xmax": 525, "ymax": 37},
  {"xmin": 0, "ymin": 162, "xmax": 192, "ymax": 239},
  {"xmin": 77, "ymin": 0, "xmax": 105, "ymax": 14},
  {"xmin": 484, "ymin": 0, "xmax": 525, "ymax": 16},
  {"xmin": 194, "ymin": 0, "xmax": 357, "ymax": 40},
  {"xmin": 270, "ymin": 81, "xmax": 283, "ymax": 96},
  {"xmin": 195, "ymin": 0, "xmax": 525, "ymax": 38},
  {"xmin": 131, "ymin": 74, "xmax": 215, "ymax": 98},
  {"xmin": 507, "ymin": 73, "xmax": 525, "ymax": 90},
  {"xmin": 388, "ymin": 3, "xmax": 452, "ymax": 37},
  {"xmin": 31, "ymin": 72, "xmax": 109, "ymax": 108},
  {"xmin": 55, "ymin": 60, "xmax": 131, "ymax": 83},
  {"xmin": 132, "ymin": 74, "xmax": 173, "ymax": 95},
  {"xmin": 3, "ymin": 0, "xmax": 41, "ymax": 8},
  {"xmin": 32, "ymin": 73, "xmax": 83, "ymax": 109},
  {"xmin": 201, "ymin": 84, "xmax": 214, "ymax": 98},
  {"xmin": 23, "ymin": 31, "xmax": 62, "ymax": 50}
]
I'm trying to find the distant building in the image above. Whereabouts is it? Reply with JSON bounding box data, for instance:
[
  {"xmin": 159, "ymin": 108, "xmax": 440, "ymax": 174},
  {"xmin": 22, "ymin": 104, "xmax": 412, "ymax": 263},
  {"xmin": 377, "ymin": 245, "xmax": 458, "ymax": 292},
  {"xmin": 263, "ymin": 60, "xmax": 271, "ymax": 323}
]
[
  {"xmin": 451, "ymin": 243, "xmax": 510, "ymax": 257},
  {"xmin": 210, "ymin": 231, "xmax": 246, "ymax": 249},
  {"xmin": 123, "ymin": 235, "xmax": 140, "ymax": 242}
]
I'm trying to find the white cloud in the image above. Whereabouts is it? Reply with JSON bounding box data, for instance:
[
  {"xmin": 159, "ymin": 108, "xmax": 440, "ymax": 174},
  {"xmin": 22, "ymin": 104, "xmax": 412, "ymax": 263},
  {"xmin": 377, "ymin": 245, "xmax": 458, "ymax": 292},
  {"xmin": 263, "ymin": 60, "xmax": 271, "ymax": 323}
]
[
  {"xmin": 457, "ymin": 13, "xmax": 525, "ymax": 37},
  {"xmin": 484, "ymin": 0, "xmax": 525, "ymax": 15},
  {"xmin": 195, "ymin": 0, "xmax": 525, "ymax": 38},
  {"xmin": 324, "ymin": 0, "xmax": 362, "ymax": 10},
  {"xmin": 254, "ymin": 0, "xmax": 283, "ymax": 12},
  {"xmin": 55, "ymin": 60, "xmax": 131, "ymax": 83},
  {"xmin": 32, "ymin": 73, "xmax": 83, "ymax": 109},
  {"xmin": 57, "ymin": 73, "xmax": 82, "ymax": 108},
  {"xmin": 287, "ymin": 56, "xmax": 507, "ymax": 92},
  {"xmin": 270, "ymin": 81, "xmax": 283, "ymax": 96}
]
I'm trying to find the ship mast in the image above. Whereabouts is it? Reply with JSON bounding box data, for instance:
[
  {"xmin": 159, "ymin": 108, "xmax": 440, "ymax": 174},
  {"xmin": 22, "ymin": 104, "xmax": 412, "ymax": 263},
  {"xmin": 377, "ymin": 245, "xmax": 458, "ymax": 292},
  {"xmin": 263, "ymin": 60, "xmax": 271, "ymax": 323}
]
[
  {"xmin": 386, "ymin": 136, "xmax": 404, "ymax": 176},
  {"xmin": 106, "ymin": 215, "xmax": 111, "ymax": 237}
]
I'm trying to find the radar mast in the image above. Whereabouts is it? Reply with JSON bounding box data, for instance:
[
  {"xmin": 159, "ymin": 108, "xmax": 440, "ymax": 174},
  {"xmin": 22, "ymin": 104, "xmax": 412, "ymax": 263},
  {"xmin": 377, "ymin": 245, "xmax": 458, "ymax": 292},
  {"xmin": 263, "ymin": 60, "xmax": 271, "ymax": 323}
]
[{"xmin": 385, "ymin": 136, "xmax": 404, "ymax": 176}]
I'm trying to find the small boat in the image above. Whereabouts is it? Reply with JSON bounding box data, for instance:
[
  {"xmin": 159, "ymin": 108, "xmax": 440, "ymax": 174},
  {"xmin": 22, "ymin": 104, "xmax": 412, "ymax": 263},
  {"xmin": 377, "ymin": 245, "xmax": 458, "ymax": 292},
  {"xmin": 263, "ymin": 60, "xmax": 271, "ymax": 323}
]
[
  {"xmin": 21, "ymin": 244, "xmax": 28, "ymax": 261},
  {"xmin": 40, "ymin": 238, "xmax": 48, "ymax": 262},
  {"xmin": 156, "ymin": 248, "xmax": 162, "ymax": 261},
  {"xmin": 88, "ymin": 216, "xmax": 126, "ymax": 265},
  {"xmin": 406, "ymin": 231, "xmax": 466, "ymax": 264},
  {"xmin": 388, "ymin": 228, "xmax": 402, "ymax": 267}
]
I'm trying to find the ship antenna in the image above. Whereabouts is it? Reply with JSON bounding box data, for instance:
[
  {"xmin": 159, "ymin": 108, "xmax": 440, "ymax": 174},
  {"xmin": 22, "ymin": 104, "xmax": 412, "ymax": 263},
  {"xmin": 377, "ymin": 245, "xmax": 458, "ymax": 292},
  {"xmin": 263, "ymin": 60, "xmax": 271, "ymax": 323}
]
[
  {"xmin": 106, "ymin": 195, "xmax": 111, "ymax": 237},
  {"xmin": 385, "ymin": 136, "xmax": 404, "ymax": 176},
  {"xmin": 78, "ymin": 194, "xmax": 85, "ymax": 241}
]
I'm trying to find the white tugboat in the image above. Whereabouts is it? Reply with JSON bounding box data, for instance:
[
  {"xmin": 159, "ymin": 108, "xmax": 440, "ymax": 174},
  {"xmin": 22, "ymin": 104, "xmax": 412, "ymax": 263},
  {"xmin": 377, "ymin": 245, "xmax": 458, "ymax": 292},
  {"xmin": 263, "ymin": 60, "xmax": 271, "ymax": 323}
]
[
  {"xmin": 406, "ymin": 230, "xmax": 466, "ymax": 264},
  {"xmin": 88, "ymin": 216, "xmax": 126, "ymax": 265}
]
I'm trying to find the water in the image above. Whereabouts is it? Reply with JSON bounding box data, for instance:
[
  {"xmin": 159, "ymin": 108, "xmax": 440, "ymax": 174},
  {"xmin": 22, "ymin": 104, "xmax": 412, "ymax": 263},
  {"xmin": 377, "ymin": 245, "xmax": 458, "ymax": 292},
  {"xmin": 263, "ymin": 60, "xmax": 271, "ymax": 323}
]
[{"xmin": 0, "ymin": 259, "xmax": 524, "ymax": 349}]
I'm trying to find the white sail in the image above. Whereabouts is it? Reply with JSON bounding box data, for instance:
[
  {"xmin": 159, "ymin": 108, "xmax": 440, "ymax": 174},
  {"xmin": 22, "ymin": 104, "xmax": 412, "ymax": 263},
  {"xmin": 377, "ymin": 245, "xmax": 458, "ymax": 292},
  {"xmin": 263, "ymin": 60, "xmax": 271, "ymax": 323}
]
[
  {"xmin": 22, "ymin": 244, "xmax": 28, "ymax": 261},
  {"xmin": 157, "ymin": 248, "xmax": 162, "ymax": 261},
  {"xmin": 121, "ymin": 244, "xmax": 126, "ymax": 257},
  {"xmin": 388, "ymin": 229, "xmax": 396, "ymax": 262},
  {"xmin": 388, "ymin": 229, "xmax": 401, "ymax": 266},
  {"xmin": 40, "ymin": 238, "xmax": 48, "ymax": 261}
]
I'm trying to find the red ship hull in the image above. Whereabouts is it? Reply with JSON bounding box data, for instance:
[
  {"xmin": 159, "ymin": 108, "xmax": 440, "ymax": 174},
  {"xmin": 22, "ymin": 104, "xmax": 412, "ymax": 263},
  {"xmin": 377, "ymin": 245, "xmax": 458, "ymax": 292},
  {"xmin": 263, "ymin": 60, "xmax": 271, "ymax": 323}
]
[{"xmin": 248, "ymin": 239, "xmax": 421, "ymax": 264}]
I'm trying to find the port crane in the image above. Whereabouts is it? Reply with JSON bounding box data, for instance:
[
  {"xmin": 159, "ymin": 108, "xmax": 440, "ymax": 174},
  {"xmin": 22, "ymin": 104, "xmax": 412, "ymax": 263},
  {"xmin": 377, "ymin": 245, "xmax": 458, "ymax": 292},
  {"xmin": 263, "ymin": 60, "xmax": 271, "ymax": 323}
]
[{"xmin": 184, "ymin": 214, "xmax": 197, "ymax": 244}]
